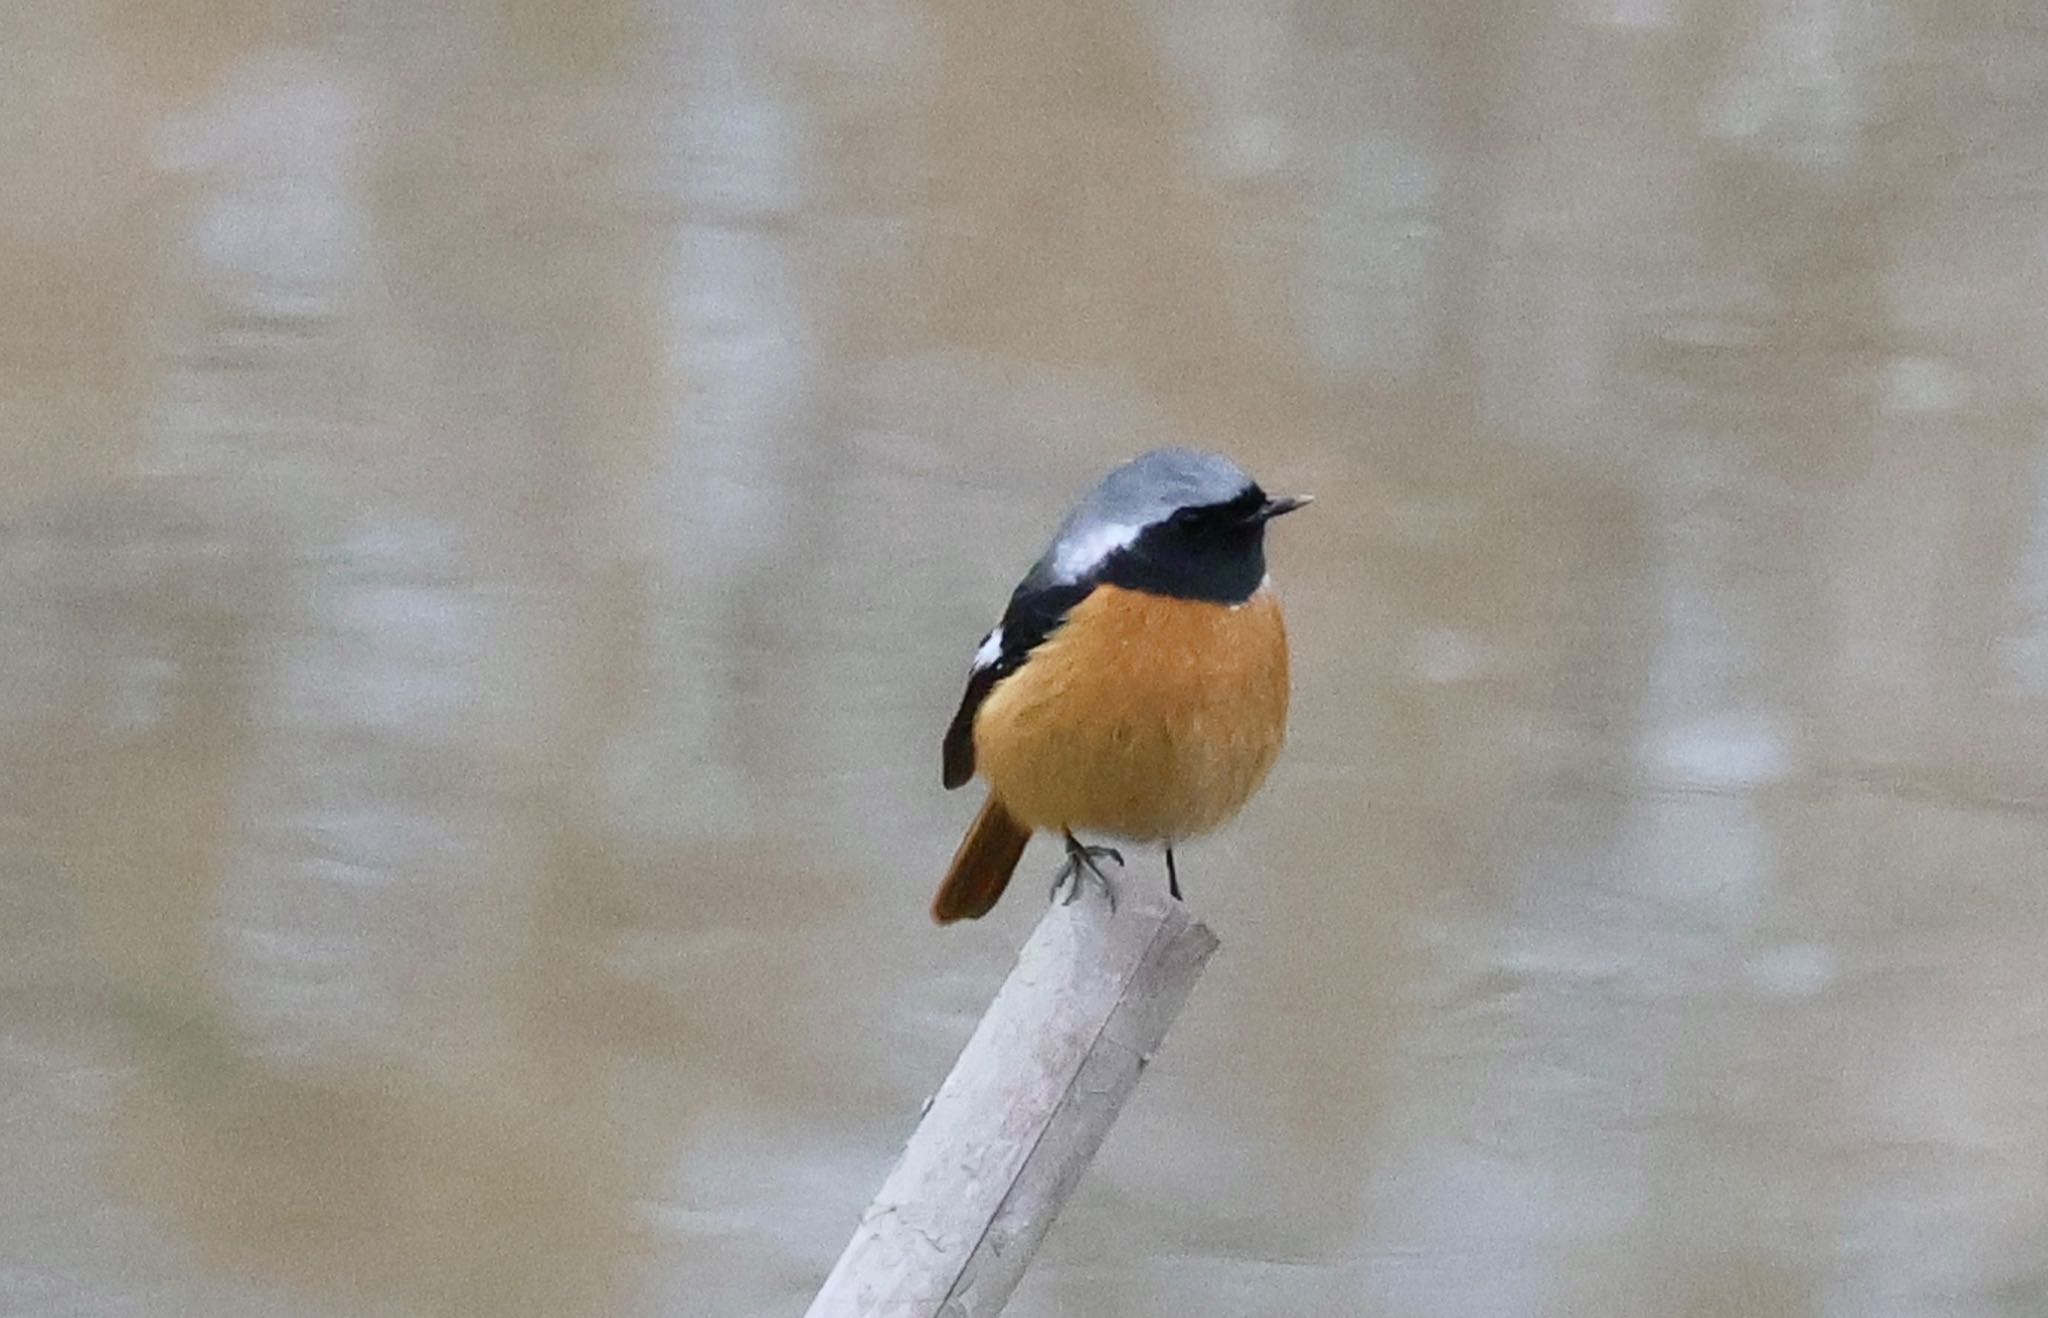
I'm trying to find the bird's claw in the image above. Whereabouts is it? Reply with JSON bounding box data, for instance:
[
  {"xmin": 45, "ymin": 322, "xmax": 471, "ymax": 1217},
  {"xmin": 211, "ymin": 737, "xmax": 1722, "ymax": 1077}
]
[{"xmin": 1050, "ymin": 839, "xmax": 1124, "ymax": 912}]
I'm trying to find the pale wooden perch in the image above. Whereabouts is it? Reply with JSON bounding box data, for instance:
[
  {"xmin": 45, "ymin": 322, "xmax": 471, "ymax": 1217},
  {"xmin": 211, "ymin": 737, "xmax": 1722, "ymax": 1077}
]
[{"xmin": 806, "ymin": 885, "xmax": 1220, "ymax": 1318}]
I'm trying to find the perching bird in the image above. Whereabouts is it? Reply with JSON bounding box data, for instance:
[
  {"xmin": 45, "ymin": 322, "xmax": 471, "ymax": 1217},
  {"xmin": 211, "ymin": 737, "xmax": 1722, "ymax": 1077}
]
[{"xmin": 932, "ymin": 447, "xmax": 1308, "ymax": 923}]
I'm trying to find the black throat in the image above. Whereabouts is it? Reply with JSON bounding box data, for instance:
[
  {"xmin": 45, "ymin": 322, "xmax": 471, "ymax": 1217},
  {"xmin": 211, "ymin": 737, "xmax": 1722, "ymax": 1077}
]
[{"xmin": 1097, "ymin": 488, "xmax": 1270, "ymax": 605}]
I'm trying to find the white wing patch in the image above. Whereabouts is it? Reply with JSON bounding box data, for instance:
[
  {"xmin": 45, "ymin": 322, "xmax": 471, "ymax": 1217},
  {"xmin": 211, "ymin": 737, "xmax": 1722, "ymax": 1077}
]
[
  {"xmin": 1050, "ymin": 520, "xmax": 1141, "ymax": 582},
  {"xmin": 971, "ymin": 626, "xmax": 1004, "ymax": 672}
]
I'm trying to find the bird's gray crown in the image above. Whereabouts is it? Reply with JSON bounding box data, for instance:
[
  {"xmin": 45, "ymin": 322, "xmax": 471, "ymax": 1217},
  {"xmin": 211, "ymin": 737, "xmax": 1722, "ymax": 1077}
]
[{"xmin": 1035, "ymin": 447, "xmax": 1255, "ymax": 585}]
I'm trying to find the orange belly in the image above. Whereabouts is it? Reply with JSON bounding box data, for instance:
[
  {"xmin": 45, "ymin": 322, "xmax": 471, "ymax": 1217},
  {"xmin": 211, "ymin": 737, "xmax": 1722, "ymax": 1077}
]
[{"xmin": 972, "ymin": 584, "xmax": 1290, "ymax": 842}]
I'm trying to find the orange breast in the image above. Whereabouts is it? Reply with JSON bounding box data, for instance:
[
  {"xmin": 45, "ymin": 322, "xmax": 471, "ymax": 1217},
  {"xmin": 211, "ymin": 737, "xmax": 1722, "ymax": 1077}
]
[{"xmin": 972, "ymin": 584, "xmax": 1291, "ymax": 842}]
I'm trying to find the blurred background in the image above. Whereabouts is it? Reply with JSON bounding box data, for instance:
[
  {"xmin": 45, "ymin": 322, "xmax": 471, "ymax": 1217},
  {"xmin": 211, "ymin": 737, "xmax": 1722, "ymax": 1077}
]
[{"xmin": 4, "ymin": 1, "xmax": 2047, "ymax": 1315}]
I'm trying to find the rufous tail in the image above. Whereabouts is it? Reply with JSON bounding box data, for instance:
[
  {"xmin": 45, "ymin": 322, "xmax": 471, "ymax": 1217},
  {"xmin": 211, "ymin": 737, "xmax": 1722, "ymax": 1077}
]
[{"xmin": 931, "ymin": 795, "xmax": 1031, "ymax": 923}]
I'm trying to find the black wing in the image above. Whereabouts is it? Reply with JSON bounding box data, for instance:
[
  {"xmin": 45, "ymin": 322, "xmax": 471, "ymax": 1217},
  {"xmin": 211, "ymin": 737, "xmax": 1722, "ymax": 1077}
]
[{"xmin": 941, "ymin": 579, "xmax": 1092, "ymax": 788}]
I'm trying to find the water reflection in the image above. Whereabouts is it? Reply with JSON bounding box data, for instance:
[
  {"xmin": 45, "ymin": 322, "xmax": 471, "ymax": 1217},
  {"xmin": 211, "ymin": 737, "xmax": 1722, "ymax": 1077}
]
[{"xmin": 4, "ymin": 2, "xmax": 2048, "ymax": 1316}]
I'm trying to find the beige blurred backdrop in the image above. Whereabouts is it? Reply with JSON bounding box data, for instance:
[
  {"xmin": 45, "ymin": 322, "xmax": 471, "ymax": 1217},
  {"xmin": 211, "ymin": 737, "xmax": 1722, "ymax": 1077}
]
[{"xmin": 4, "ymin": 1, "xmax": 2047, "ymax": 1315}]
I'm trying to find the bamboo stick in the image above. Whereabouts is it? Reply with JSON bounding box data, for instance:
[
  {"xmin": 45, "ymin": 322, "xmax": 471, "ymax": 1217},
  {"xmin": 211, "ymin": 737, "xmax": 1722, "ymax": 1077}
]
[{"xmin": 806, "ymin": 886, "xmax": 1220, "ymax": 1317}]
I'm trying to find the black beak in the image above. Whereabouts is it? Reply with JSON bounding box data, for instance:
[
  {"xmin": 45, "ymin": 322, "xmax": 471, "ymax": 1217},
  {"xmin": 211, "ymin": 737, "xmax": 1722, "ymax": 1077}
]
[{"xmin": 1254, "ymin": 494, "xmax": 1313, "ymax": 521}]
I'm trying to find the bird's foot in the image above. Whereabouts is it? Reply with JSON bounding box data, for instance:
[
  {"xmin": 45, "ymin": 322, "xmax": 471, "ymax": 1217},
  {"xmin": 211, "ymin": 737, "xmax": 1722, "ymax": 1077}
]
[{"xmin": 1051, "ymin": 832, "xmax": 1123, "ymax": 911}]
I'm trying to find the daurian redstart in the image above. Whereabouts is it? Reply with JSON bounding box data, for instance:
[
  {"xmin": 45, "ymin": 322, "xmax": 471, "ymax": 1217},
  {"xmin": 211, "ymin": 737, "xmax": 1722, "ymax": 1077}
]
[{"xmin": 933, "ymin": 447, "xmax": 1308, "ymax": 923}]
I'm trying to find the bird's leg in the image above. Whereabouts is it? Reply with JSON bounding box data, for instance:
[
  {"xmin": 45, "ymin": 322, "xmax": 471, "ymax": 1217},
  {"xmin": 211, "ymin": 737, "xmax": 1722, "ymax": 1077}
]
[
  {"xmin": 1166, "ymin": 847, "xmax": 1181, "ymax": 902},
  {"xmin": 1051, "ymin": 830, "xmax": 1124, "ymax": 911}
]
